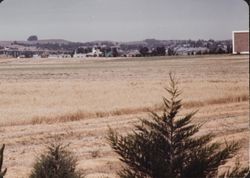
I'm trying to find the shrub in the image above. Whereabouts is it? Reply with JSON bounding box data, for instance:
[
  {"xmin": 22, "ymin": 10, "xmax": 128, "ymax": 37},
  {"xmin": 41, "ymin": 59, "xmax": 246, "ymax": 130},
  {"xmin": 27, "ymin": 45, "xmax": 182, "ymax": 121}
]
[
  {"xmin": 107, "ymin": 73, "xmax": 241, "ymax": 178},
  {"xmin": 30, "ymin": 143, "xmax": 83, "ymax": 178}
]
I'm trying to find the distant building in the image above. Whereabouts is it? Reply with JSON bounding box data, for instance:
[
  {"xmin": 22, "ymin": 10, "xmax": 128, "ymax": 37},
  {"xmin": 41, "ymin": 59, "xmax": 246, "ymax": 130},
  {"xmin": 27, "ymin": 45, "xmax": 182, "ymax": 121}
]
[
  {"xmin": 174, "ymin": 47, "xmax": 209, "ymax": 55},
  {"xmin": 232, "ymin": 31, "xmax": 249, "ymax": 54},
  {"xmin": 48, "ymin": 54, "xmax": 71, "ymax": 59},
  {"xmin": 73, "ymin": 53, "xmax": 87, "ymax": 58},
  {"xmin": 126, "ymin": 50, "xmax": 141, "ymax": 57},
  {"xmin": 32, "ymin": 54, "xmax": 41, "ymax": 59},
  {"xmin": 0, "ymin": 47, "xmax": 21, "ymax": 58},
  {"xmin": 86, "ymin": 47, "xmax": 103, "ymax": 57}
]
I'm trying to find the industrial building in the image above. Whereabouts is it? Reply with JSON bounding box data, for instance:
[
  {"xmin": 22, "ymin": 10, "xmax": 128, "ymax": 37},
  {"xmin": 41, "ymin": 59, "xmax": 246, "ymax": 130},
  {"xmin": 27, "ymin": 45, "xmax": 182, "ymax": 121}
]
[{"xmin": 232, "ymin": 31, "xmax": 249, "ymax": 54}]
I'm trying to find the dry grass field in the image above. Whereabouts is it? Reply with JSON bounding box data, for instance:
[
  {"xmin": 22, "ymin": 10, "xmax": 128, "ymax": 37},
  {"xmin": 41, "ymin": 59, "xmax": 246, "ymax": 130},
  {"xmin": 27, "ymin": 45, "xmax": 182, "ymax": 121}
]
[{"xmin": 0, "ymin": 55, "xmax": 249, "ymax": 178}]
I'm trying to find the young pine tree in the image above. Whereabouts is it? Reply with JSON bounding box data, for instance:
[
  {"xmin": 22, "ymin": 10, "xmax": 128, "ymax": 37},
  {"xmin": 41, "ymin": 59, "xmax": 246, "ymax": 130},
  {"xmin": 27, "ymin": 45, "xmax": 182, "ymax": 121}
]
[
  {"xmin": 107, "ymin": 73, "xmax": 240, "ymax": 178},
  {"xmin": 30, "ymin": 143, "xmax": 83, "ymax": 178},
  {"xmin": 219, "ymin": 161, "xmax": 249, "ymax": 178}
]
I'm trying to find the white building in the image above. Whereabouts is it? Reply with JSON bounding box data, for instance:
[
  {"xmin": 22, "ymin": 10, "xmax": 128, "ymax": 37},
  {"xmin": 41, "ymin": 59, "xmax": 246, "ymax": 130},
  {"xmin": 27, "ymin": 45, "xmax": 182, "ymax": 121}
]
[
  {"xmin": 73, "ymin": 53, "xmax": 87, "ymax": 58},
  {"xmin": 48, "ymin": 54, "xmax": 71, "ymax": 59},
  {"xmin": 86, "ymin": 47, "xmax": 103, "ymax": 57},
  {"xmin": 32, "ymin": 54, "xmax": 41, "ymax": 59}
]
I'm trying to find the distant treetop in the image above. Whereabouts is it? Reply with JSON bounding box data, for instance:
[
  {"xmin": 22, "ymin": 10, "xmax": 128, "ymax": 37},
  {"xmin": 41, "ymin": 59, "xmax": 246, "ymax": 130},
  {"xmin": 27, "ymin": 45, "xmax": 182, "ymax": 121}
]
[{"xmin": 27, "ymin": 35, "xmax": 38, "ymax": 42}]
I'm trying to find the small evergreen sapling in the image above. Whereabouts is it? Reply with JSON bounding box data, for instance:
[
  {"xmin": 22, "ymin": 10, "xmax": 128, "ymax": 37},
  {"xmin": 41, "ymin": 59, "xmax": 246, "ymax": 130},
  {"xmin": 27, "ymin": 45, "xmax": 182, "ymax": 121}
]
[
  {"xmin": 30, "ymin": 143, "xmax": 83, "ymax": 178},
  {"xmin": 107, "ymin": 73, "xmax": 240, "ymax": 178},
  {"xmin": 219, "ymin": 159, "xmax": 249, "ymax": 178}
]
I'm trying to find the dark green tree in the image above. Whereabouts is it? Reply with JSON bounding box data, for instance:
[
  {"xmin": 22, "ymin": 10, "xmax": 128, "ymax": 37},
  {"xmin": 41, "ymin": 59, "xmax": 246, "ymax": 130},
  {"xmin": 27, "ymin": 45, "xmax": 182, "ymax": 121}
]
[
  {"xmin": 107, "ymin": 73, "xmax": 241, "ymax": 178},
  {"xmin": 30, "ymin": 143, "xmax": 84, "ymax": 178},
  {"xmin": 156, "ymin": 46, "xmax": 166, "ymax": 56},
  {"xmin": 167, "ymin": 48, "xmax": 175, "ymax": 56},
  {"xmin": 0, "ymin": 145, "xmax": 7, "ymax": 178},
  {"xmin": 27, "ymin": 35, "xmax": 38, "ymax": 42},
  {"xmin": 139, "ymin": 47, "xmax": 149, "ymax": 57},
  {"xmin": 112, "ymin": 47, "xmax": 119, "ymax": 57}
]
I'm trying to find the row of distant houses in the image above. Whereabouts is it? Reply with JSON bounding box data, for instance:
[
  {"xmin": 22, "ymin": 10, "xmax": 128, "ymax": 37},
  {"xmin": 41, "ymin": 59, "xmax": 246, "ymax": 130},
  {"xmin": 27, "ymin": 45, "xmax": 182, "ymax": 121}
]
[
  {"xmin": 0, "ymin": 45, "xmax": 228, "ymax": 59},
  {"xmin": 0, "ymin": 46, "xmax": 141, "ymax": 59},
  {"xmin": 74, "ymin": 31, "xmax": 250, "ymax": 57},
  {"xmin": 0, "ymin": 31, "xmax": 249, "ymax": 59}
]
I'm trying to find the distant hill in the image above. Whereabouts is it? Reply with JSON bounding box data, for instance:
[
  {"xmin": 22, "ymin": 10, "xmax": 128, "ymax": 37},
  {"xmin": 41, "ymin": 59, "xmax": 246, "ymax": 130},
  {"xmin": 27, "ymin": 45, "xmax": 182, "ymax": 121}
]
[
  {"xmin": 0, "ymin": 38, "xmax": 232, "ymax": 56},
  {"xmin": 0, "ymin": 38, "xmax": 187, "ymax": 47},
  {"xmin": 35, "ymin": 39, "xmax": 72, "ymax": 44},
  {"xmin": 0, "ymin": 39, "xmax": 72, "ymax": 47}
]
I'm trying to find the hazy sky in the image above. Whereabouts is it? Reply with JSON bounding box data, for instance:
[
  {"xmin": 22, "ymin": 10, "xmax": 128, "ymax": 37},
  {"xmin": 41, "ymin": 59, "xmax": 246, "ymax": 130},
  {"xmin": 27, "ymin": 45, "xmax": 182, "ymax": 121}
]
[{"xmin": 0, "ymin": 0, "xmax": 248, "ymax": 42}]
